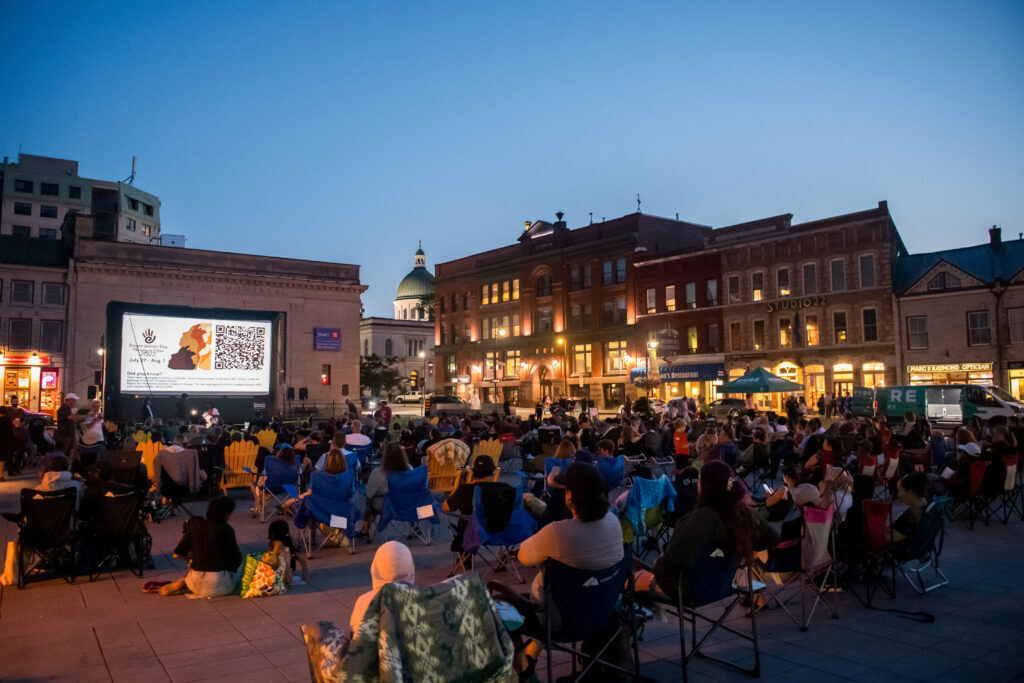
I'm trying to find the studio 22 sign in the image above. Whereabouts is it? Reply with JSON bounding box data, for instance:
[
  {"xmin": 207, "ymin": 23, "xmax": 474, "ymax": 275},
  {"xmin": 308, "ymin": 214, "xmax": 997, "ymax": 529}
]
[{"xmin": 766, "ymin": 296, "xmax": 827, "ymax": 313}]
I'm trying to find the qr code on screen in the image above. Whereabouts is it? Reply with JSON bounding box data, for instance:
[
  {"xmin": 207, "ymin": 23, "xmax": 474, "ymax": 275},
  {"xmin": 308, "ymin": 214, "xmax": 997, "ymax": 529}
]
[{"xmin": 214, "ymin": 325, "xmax": 266, "ymax": 370}]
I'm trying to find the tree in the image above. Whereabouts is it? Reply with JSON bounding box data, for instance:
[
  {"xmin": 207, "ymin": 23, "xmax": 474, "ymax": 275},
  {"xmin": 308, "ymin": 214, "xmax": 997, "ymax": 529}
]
[
  {"xmin": 360, "ymin": 354, "xmax": 403, "ymax": 397},
  {"xmin": 413, "ymin": 293, "xmax": 435, "ymax": 321}
]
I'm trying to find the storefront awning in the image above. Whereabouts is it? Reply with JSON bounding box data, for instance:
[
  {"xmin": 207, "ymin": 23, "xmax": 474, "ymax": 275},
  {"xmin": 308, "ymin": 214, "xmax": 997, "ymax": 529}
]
[{"xmin": 630, "ymin": 363, "xmax": 725, "ymax": 384}]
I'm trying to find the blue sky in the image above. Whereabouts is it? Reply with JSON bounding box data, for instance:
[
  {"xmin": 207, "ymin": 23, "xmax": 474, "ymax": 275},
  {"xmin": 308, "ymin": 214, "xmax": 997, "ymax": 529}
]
[{"xmin": 3, "ymin": 1, "xmax": 1023, "ymax": 316}]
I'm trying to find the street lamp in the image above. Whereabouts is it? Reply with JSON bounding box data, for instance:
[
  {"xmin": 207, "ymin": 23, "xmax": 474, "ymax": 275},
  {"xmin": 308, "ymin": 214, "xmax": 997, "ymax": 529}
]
[
  {"xmin": 494, "ymin": 328, "xmax": 506, "ymax": 403},
  {"xmin": 418, "ymin": 350, "xmax": 426, "ymax": 416},
  {"xmin": 646, "ymin": 339, "xmax": 659, "ymax": 399},
  {"xmin": 556, "ymin": 337, "xmax": 568, "ymax": 398}
]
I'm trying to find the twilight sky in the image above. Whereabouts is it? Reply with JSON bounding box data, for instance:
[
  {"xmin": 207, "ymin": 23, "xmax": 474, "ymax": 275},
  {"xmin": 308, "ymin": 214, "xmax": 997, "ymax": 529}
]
[{"xmin": 3, "ymin": 1, "xmax": 1023, "ymax": 316}]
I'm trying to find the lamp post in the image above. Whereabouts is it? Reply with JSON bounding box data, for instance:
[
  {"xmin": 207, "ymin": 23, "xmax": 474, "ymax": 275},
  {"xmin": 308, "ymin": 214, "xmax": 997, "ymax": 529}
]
[
  {"xmin": 418, "ymin": 350, "xmax": 427, "ymax": 416},
  {"xmin": 494, "ymin": 328, "xmax": 506, "ymax": 403},
  {"xmin": 556, "ymin": 336, "xmax": 568, "ymax": 399},
  {"xmin": 646, "ymin": 339, "xmax": 659, "ymax": 398}
]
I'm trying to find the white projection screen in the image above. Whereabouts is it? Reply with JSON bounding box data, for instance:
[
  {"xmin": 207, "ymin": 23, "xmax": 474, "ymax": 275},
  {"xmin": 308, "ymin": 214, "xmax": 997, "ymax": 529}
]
[{"xmin": 119, "ymin": 313, "xmax": 272, "ymax": 394}]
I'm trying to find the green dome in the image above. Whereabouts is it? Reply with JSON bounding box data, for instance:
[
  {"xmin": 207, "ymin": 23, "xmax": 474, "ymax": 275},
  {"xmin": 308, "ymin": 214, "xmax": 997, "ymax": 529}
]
[{"xmin": 396, "ymin": 266, "xmax": 435, "ymax": 300}]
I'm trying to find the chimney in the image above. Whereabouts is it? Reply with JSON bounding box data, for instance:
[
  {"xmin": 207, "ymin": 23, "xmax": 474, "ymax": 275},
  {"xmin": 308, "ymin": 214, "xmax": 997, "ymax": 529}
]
[
  {"xmin": 990, "ymin": 225, "xmax": 1002, "ymax": 247},
  {"xmin": 555, "ymin": 211, "xmax": 567, "ymax": 230}
]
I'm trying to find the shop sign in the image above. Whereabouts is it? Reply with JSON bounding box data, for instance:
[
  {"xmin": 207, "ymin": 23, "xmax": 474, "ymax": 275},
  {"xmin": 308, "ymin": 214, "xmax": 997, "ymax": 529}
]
[
  {"xmin": 655, "ymin": 327, "xmax": 680, "ymax": 353},
  {"xmin": 0, "ymin": 354, "xmax": 50, "ymax": 365},
  {"xmin": 906, "ymin": 362, "xmax": 992, "ymax": 374},
  {"xmin": 766, "ymin": 296, "xmax": 827, "ymax": 313},
  {"xmin": 313, "ymin": 328, "xmax": 342, "ymax": 351},
  {"xmin": 454, "ymin": 376, "xmax": 471, "ymax": 384}
]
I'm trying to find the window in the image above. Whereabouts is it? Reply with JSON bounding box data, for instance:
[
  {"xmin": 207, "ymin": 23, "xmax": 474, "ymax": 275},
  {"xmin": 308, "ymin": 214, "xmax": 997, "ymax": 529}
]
[
  {"xmin": 833, "ymin": 312, "xmax": 848, "ymax": 344},
  {"xmin": 603, "ymin": 260, "xmax": 613, "ymax": 285},
  {"xmin": 708, "ymin": 323, "xmax": 720, "ymax": 352},
  {"xmin": 40, "ymin": 205, "xmax": 58, "ymax": 219},
  {"xmin": 830, "ymin": 259, "xmax": 846, "ymax": 292},
  {"xmin": 536, "ymin": 275, "xmax": 552, "ymax": 297},
  {"xmin": 779, "ymin": 317, "xmax": 793, "ymax": 348},
  {"xmin": 481, "ymin": 284, "xmax": 489, "ymax": 305},
  {"xmin": 928, "ymin": 272, "xmax": 961, "ymax": 291},
  {"xmin": 570, "ymin": 265, "xmax": 591, "ymax": 290},
  {"xmin": 573, "ymin": 344, "xmax": 592, "ymax": 375},
  {"xmin": 803, "ymin": 263, "xmax": 817, "ymax": 295},
  {"xmin": 599, "ymin": 258, "xmax": 626, "ymax": 285},
  {"xmin": 127, "ymin": 197, "xmax": 139, "ymax": 211},
  {"xmin": 447, "ymin": 355, "xmax": 457, "ymax": 377},
  {"xmin": 69, "ymin": 185, "xmax": 81, "ymax": 199},
  {"xmin": 40, "ymin": 321, "xmax": 63, "ymax": 352},
  {"xmin": 860, "ymin": 254, "xmax": 876, "ymax": 288},
  {"xmin": 512, "ymin": 313, "xmax": 521, "ymax": 336},
  {"xmin": 605, "ymin": 340, "xmax": 628, "ymax": 373},
  {"xmin": 126, "ymin": 218, "xmax": 136, "ymax": 232},
  {"xmin": 751, "ymin": 272, "xmax": 764, "ymax": 301},
  {"xmin": 728, "ymin": 275, "xmax": 741, "ymax": 303},
  {"xmin": 706, "ymin": 279, "xmax": 718, "ymax": 306},
  {"xmin": 502, "ymin": 280, "xmax": 510, "ymax": 302},
  {"xmin": 464, "ymin": 292, "xmax": 471, "ymax": 310},
  {"xmin": 616, "ymin": 296, "xmax": 627, "ymax": 325},
  {"xmin": 42, "ymin": 283, "xmax": 63, "ymax": 306},
  {"xmin": 729, "ymin": 322, "xmax": 742, "ymax": 351},
  {"xmin": 535, "ymin": 308, "xmax": 553, "ymax": 333},
  {"xmin": 862, "ymin": 308, "xmax": 878, "ymax": 342},
  {"xmin": 14, "ymin": 179, "xmax": 33, "ymax": 193},
  {"xmin": 616, "ymin": 258, "xmax": 626, "ymax": 283},
  {"xmin": 464, "ymin": 322, "xmax": 471, "ymax": 341},
  {"xmin": 439, "ymin": 296, "xmax": 447, "ymax": 314},
  {"xmin": 753, "ymin": 320, "xmax": 766, "ymax": 350},
  {"xmin": 141, "ymin": 224, "xmax": 152, "ymax": 237},
  {"xmin": 39, "ymin": 228, "xmax": 56, "ymax": 240},
  {"xmin": 687, "ymin": 326, "xmax": 698, "ymax": 353},
  {"xmin": 11, "ymin": 280, "xmax": 33, "ymax": 304},
  {"xmin": 13, "ymin": 202, "xmax": 31, "ymax": 216},
  {"xmin": 8, "ymin": 319, "xmax": 32, "ymax": 350},
  {"xmin": 646, "ymin": 288, "xmax": 656, "ymax": 314},
  {"xmin": 777, "ymin": 268, "xmax": 791, "ymax": 297},
  {"xmin": 40, "ymin": 182, "xmax": 59, "ymax": 196},
  {"xmin": 384, "ymin": 339, "xmax": 392, "ymax": 356},
  {"xmin": 144, "ymin": 203, "xmax": 154, "ymax": 216},
  {"xmin": 1010, "ymin": 308, "xmax": 1024, "ymax": 344},
  {"xmin": 805, "ymin": 315, "xmax": 819, "ymax": 346},
  {"xmin": 12, "ymin": 225, "xmax": 30, "ymax": 237},
  {"xmin": 968, "ymin": 311, "xmax": 991, "ymax": 346},
  {"xmin": 482, "ymin": 318, "xmax": 491, "ymax": 339},
  {"xmin": 491, "ymin": 283, "xmax": 498, "ymax": 303},
  {"xmin": 907, "ymin": 316, "xmax": 928, "ymax": 349},
  {"xmin": 570, "ymin": 303, "xmax": 592, "ymax": 330},
  {"xmin": 505, "ymin": 350, "xmax": 520, "ymax": 377},
  {"xmin": 665, "ymin": 285, "xmax": 676, "ymax": 312},
  {"xmin": 451, "ymin": 293, "xmax": 458, "ymax": 311},
  {"xmin": 684, "ymin": 282, "xmax": 696, "ymax": 309},
  {"xmin": 512, "ymin": 279, "xmax": 519, "ymax": 300}
]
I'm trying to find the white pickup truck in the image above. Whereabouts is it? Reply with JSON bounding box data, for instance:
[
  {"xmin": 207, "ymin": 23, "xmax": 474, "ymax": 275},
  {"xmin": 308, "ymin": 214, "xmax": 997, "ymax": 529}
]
[{"xmin": 393, "ymin": 392, "xmax": 425, "ymax": 404}]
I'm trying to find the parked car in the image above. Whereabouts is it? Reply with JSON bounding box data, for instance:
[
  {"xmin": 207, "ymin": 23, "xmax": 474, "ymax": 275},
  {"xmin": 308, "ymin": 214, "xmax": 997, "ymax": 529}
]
[
  {"xmin": 707, "ymin": 398, "xmax": 747, "ymax": 420},
  {"xmin": 425, "ymin": 394, "xmax": 467, "ymax": 414},
  {"xmin": 394, "ymin": 391, "xmax": 424, "ymax": 404}
]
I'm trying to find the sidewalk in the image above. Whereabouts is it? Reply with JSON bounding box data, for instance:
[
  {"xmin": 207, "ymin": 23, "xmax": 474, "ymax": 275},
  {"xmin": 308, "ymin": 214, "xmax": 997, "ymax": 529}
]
[{"xmin": 1, "ymin": 468, "xmax": 1023, "ymax": 682}]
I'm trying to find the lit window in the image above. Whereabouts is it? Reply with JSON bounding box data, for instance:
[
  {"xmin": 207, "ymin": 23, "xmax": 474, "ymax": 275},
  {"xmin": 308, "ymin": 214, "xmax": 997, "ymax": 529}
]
[
  {"xmin": 805, "ymin": 315, "xmax": 819, "ymax": 346},
  {"xmin": 751, "ymin": 272, "xmax": 764, "ymax": 302},
  {"xmin": 665, "ymin": 285, "xmax": 676, "ymax": 312},
  {"xmin": 646, "ymin": 288, "xmax": 656, "ymax": 314},
  {"xmin": 777, "ymin": 268, "xmax": 790, "ymax": 297},
  {"xmin": 833, "ymin": 311, "xmax": 848, "ymax": 344}
]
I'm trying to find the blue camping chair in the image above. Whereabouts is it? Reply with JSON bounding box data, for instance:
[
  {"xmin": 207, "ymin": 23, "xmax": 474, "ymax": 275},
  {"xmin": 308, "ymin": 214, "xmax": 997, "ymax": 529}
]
[
  {"xmin": 292, "ymin": 469, "xmax": 362, "ymax": 556},
  {"xmin": 378, "ymin": 465, "xmax": 438, "ymax": 545},
  {"xmin": 346, "ymin": 433, "xmax": 372, "ymax": 472},
  {"xmin": 519, "ymin": 549, "xmax": 643, "ymax": 683},
  {"xmin": 595, "ymin": 455, "xmax": 626, "ymax": 493},
  {"xmin": 543, "ymin": 457, "xmax": 574, "ymax": 496},
  {"xmin": 254, "ymin": 456, "xmax": 299, "ymax": 522},
  {"xmin": 462, "ymin": 483, "xmax": 537, "ymax": 582}
]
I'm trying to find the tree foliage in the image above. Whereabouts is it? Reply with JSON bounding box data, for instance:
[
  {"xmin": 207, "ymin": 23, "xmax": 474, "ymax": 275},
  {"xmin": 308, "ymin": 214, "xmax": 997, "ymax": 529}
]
[
  {"xmin": 360, "ymin": 354, "xmax": 403, "ymax": 397},
  {"xmin": 413, "ymin": 293, "xmax": 435, "ymax": 321}
]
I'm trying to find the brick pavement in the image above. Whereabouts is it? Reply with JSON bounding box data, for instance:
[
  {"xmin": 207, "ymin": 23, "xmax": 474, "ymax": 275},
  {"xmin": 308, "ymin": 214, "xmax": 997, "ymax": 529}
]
[{"xmin": 1, "ymin": 468, "xmax": 1023, "ymax": 682}]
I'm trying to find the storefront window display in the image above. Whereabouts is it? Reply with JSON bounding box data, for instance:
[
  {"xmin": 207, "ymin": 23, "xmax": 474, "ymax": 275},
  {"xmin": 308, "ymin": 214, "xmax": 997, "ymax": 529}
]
[
  {"xmin": 862, "ymin": 362, "xmax": 885, "ymax": 388},
  {"xmin": 833, "ymin": 363, "xmax": 854, "ymax": 397}
]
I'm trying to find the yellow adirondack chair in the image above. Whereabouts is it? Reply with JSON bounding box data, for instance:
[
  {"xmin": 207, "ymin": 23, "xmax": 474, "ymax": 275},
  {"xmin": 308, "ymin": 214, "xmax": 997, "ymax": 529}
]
[
  {"xmin": 472, "ymin": 438, "xmax": 502, "ymax": 461},
  {"xmin": 133, "ymin": 430, "xmax": 150, "ymax": 444},
  {"xmin": 135, "ymin": 441, "xmax": 162, "ymax": 492},
  {"xmin": 222, "ymin": 440, "xmax": 259, "ymax": 490},
  {"xmin": 426, "ymin": 438, "xmax": 471, "ymax": 495},
  {"xmin": 255, "ymin": 428, "xmax": 277, "ymax": 451}
]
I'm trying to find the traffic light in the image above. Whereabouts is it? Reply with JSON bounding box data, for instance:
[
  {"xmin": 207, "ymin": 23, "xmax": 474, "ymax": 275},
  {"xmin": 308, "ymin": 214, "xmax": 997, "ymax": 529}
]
[{"xmin": 410, "ymin": 370, "xmax": 419, "ymax": 390}]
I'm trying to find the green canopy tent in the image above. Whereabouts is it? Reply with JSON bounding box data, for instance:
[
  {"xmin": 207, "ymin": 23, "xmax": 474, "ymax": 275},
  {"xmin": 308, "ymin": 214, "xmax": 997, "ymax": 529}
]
[{"xmin": 719, "ymin": 366, "xmax": 804, "ymax": 394}]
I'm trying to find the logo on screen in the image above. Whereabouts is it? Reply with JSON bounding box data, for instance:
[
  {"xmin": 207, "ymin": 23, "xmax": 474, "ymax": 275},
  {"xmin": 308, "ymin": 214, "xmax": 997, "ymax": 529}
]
[{"xmin": 143, "ymin": 329, "xmax": 156, "ymax": 343}]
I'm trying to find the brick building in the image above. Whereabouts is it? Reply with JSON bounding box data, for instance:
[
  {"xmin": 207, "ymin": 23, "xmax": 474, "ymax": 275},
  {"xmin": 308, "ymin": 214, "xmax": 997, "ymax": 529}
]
[{"xmin": 433, "ymin": 212, "xmax": 710, "ymax": 410}]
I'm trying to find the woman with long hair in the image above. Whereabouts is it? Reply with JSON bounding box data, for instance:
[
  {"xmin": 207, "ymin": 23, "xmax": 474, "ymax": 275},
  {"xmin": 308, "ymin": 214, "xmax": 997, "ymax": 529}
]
[
  {"xmin": 364, "ymin": 443, "xmax": 412, "ymax": 527},
  {"xmin": 637, "ymin": 460, "xmax": 778, "ymax": 604}
]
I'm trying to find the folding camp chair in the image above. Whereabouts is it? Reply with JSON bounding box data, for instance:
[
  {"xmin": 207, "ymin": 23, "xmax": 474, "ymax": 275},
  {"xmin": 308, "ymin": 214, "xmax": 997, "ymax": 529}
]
[
  {"xmin": 105, "ymin": 450, "xmax": 145, "ymax": 490},
  {"xmin": 989, "ymin": 454, "xmax": 1024, "ymax": 524},
  {"xmin": 764, "ymin": 504, "xmax": 839, "ymax": 630},
  {"xmin": 950, "ymin": 459, "xmax": 991, "ymax": 530},
  {"xmin": 595, "ymin": 455, "xmax": 626, "ymax": 495},
  {"xmin": 876, "ymin": 450, "xmax": 901, "ymax": 501},
  {"xmin": 860, "ymin": 499, "xmax": 896, "ymax": 605},
  {"xmin": 293, "ymin": 469, "xmax": 362, "ymax": 556},
  {"xmin": 621, "ymin": 475, "xmax": 677, "ymax": 560},
  {"xmin": 88, "ymin": 490, "xmax": 146, "ymax": 580},
  {"xmin": 7, "ymin": 488, "xmax": 78, "ymax": 588},
  {"xmin": 859, "ymin": 453, "xmax": 878, "ymax": 478},
  {"xmin": 542, "ymin": 457, "xmax": 574, "ymax": 496},
  {"xmin": 462, "ymin": 482, "xmax": 537, "ymax": 582},
  {"xmin": 637, "ymin": 545, "xmax": 764, "ymax": 682},
  {"xmin": 378, "ymin": 465, "xmax": 438, "ymax": 545},
  {"xmin": 426, "ymin": 438, "xmax": 471, "ymax": 496},
  {"xmin": 497, "ymin": 432, "xmax": 518, "ymax": 473},
  {"xmin": 345, "ymin": 433, "xmax": 372, "ymax": 471},
  {"xmin": 520, "ymin": 550, "xmax": 643, "ymax": 683},
  {"xmin": 897, "ymin": 498, "xmax": 950, "ymax": 594},
  {"xmin": 253, "ymin": 455, "xmax": 299, "ymax": 522}
]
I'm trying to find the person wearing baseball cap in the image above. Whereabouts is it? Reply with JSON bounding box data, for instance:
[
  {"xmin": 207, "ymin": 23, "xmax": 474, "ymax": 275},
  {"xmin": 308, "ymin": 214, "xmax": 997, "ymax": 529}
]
[{"xmin": 442, "ymin": 455, "xmax": 509, "ymax": 568}]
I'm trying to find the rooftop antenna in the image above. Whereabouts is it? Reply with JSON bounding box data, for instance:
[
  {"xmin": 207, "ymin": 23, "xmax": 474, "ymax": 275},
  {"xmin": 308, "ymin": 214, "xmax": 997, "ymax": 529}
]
[
  {"xmin": 675, "ymin": 212, "xmax": 679, "ymax": 220},
  {"xmin": 589, "ymin": 212, "xmax": 593, "ymax": 225},
  {"xmin": 636, "ymin": 193, "xmax": 641, "ymax": 213},
  {"xmin": 122, "ymin": 155, "xmax": 137, "ymax": 185}
]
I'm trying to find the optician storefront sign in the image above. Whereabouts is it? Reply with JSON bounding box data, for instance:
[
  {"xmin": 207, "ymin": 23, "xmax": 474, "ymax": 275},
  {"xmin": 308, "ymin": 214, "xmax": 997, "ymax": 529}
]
[{"xmin": 906, "ymin": 362, "xmax": 992, "ymax": 374}]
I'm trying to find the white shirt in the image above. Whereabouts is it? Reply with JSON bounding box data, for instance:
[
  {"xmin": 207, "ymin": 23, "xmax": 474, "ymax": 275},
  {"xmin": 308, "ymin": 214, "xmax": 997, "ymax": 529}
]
[
  {"xmin": 202, "ymin": 408, "xmax": 220, "ymax": 427},
  {"xmin": 80, "ymin": 411, "xmax": 105, "ymax": 445}
]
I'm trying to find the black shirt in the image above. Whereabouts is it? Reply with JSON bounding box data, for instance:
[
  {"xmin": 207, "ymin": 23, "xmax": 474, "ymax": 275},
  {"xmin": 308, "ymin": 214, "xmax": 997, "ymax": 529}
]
[
  {"xmin": 174, "ymin": 518, "xmax": 242, "ymax": 572},
  {"xmin": 56, "ymin": 404, "xmax": 74, "ymax": 439}
]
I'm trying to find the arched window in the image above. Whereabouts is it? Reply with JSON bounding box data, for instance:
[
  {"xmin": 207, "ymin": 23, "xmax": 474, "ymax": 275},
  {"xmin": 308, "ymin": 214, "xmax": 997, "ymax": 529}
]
[
  {"xmin": 536, "ymin": 274, "xmax": 552, "ymax": 297},
  {"xmin": 385, "ymin": 339, "xmax": 392, "ymax": 356}
]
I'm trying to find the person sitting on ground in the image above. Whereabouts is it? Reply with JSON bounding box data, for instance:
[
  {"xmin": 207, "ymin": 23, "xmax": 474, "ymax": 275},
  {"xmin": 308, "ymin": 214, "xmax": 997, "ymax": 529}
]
[
  {"xmin": 489, "ymin": 462, "xmax": 623, "ymax": 679},
  {"xmin": 350, "ymin": 541, "xmax": 415, "ymax": 634},
  {"xmin": 160, "ymin": 496, "xmax": 242, "ymax": 597},
  {"xmin": 265, "ymin": 519, "xmax": 309, "ymax": 585},
  {"xmin": 635, "ymin": 460, "xmax": 779, "ymax": 604},
  {"xmin": 37, "ymin": 453, "xmax": 84, "ymax": 511}
]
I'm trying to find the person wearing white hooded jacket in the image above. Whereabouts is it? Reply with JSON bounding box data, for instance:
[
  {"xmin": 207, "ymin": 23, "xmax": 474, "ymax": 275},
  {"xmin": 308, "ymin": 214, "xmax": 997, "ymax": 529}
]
[
  {"xmin": 37, "ymin": 454, "xmax": 84, "ymax": 511},
  {"xmin": 349, "ymin": 541, "xmax": 415, "ymax": 634}
]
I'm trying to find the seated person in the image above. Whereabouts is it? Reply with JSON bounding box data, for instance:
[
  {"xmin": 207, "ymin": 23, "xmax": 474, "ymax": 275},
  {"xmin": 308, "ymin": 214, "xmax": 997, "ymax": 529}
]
[
  {"xmin": 489, "ymin": 462, "xmax": 623, "ymax": 678},
  {"xmin": 37, "ymin": 454, "xmax": 84, "ymax": 511},
  {"xmin": 890, "ymin": 472, "xmax": 929, "ymax": 560},
  {"xmin": 636, "ymin": 460, "xmax": 778, "ymax": 604},
  {"xmin": 737, "ymin": 428, "xmax": 770, "ymax": 475},
  {"xmin": 835, "ymin": 474, "xmax": 876, "ymax": 565},
  {"xmin": 364, "ymin": 444, "xmax": 412, "ymax": 528},
  {"xmin": 443, "ymin": 455, "xmax": 509, "ymax": 567},
  {"xmin": 351, "ymin": 541, "xmax": 415, "ymax": 634},
  {"xmin": 160, "ymin": 496, "xmax": 242, "ymax": 597}
]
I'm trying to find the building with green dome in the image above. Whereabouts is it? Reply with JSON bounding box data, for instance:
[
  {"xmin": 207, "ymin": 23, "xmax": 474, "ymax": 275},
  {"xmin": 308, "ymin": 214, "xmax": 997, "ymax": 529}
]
[{"xmin": 393, "ymin": 243, "xmax": 435, "ymax": 320}]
